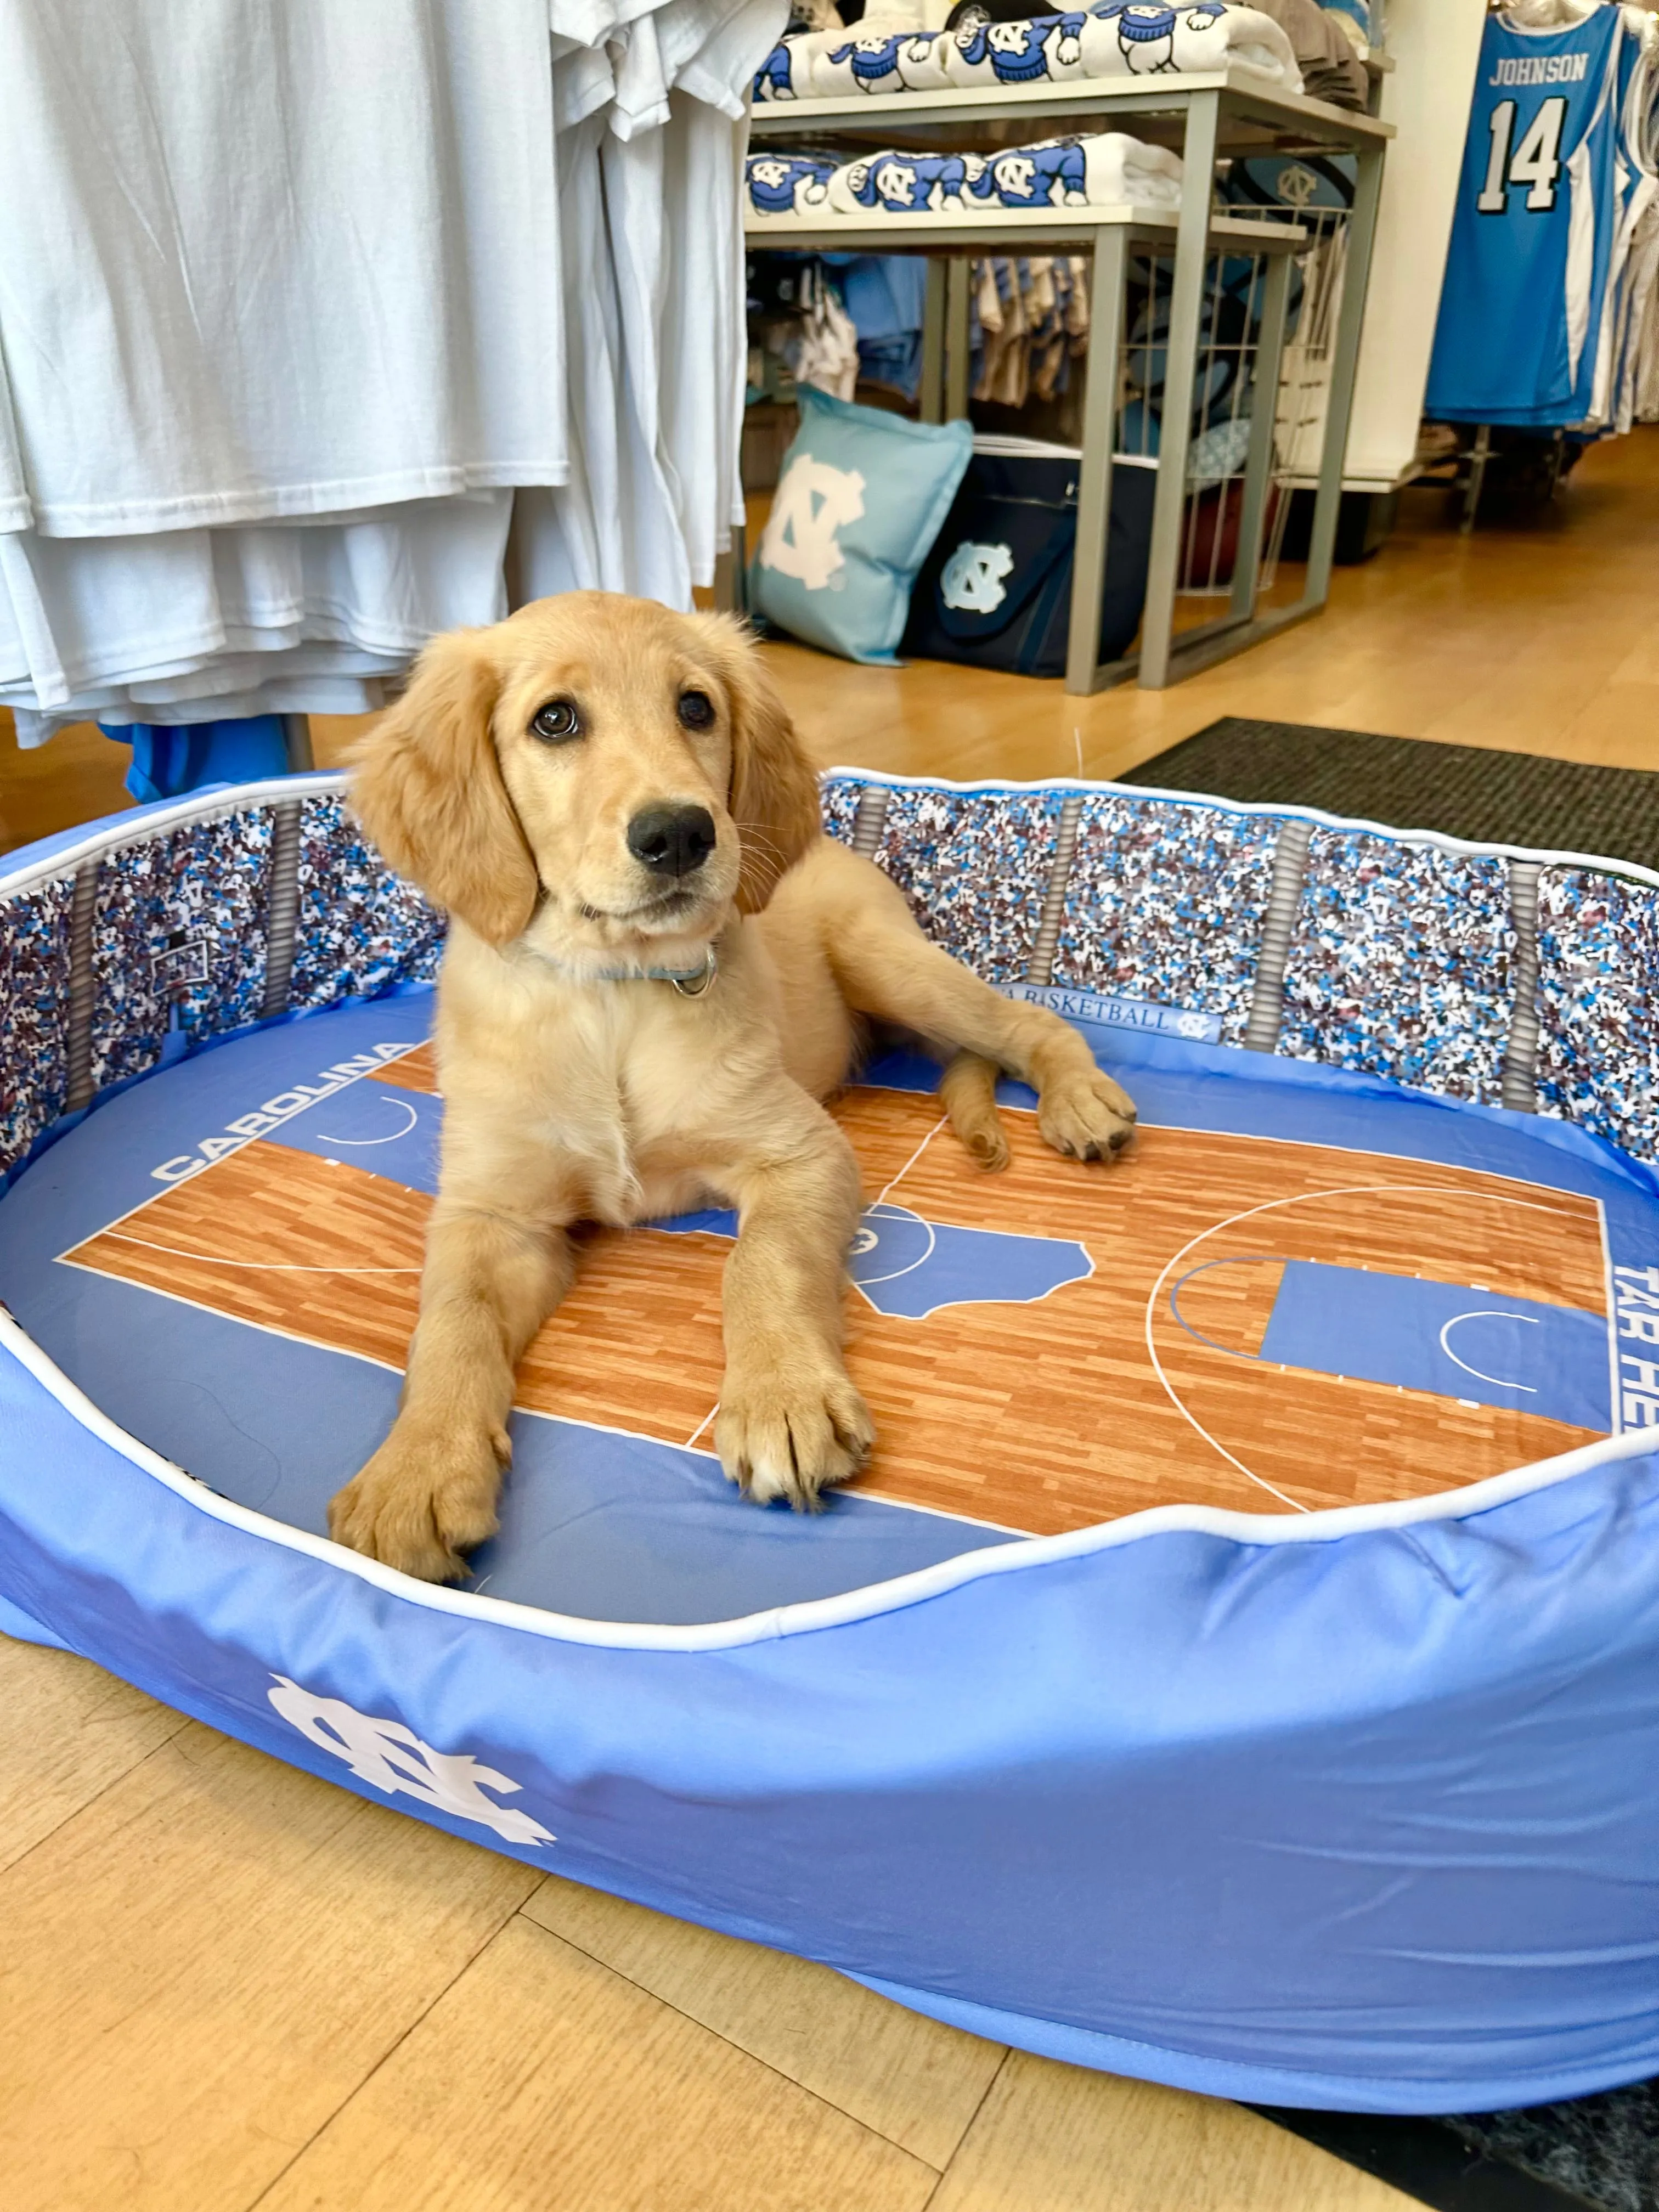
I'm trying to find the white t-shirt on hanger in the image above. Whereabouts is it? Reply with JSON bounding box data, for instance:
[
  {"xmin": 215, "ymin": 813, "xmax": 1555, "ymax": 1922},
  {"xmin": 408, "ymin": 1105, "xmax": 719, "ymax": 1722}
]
[
  {"xmin": 0, "ymin": 495, "xmax": 512, "ymax": 719},
  {"xmin": 0, "ymin": 1, "xmax": 566, "ymax": 536},
  {"xmin": 517, "ymin": 0, "xmax": 785, "ymax": 605}
]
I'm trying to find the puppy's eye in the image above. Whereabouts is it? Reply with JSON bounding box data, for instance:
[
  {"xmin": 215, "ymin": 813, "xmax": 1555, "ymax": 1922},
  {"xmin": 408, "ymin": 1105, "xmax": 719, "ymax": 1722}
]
[
  {"xmin": 678, "ymin": 690, "xmax": 715, "ymax": 731},
  {"xmin": 531, "ymin": 699, "xmax": 582, "ymax": 743}
]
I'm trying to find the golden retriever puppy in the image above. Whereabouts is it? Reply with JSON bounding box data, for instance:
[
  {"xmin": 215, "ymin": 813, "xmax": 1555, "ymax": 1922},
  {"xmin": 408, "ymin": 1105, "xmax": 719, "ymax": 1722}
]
[{"xmin": 329, "ymin": 592, "xmax": 1136, "ymax": 1582}]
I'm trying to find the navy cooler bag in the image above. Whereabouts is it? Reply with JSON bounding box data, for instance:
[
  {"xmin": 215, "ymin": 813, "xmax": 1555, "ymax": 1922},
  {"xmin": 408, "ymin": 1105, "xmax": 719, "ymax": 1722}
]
[{"xmin": 902, "ymin": 447, "xmax": 1155, "ymax": 676}]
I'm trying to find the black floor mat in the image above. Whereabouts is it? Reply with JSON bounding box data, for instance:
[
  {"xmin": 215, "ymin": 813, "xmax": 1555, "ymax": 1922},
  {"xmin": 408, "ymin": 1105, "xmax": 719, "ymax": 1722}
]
[
  {"xmin": 1126, "ymin": 718, "xmax": 1659, "ymax": 873},
  {"xmin": 1126, "ymin": 716, "xmax": 1657, "ymax": 2210},
  {"xmin": 1256, "ymin": 2092, "xmax": 1658, "ymax": 2212}
]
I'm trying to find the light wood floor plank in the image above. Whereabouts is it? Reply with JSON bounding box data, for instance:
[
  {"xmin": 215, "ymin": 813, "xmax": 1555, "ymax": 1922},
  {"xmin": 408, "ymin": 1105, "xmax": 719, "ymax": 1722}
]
[
  {"xmin": 256, "ymin": 1914, "xmax": 939, "ymax": 2212},
  {"xmin": 521, "ymin": 1874, "xmax": 1006, "ymax": 2169},
  {"xmin": 0, "ymin": 1635, "xmax": 187, "ymax": 1874},
  {"xmin": 928, "ymin": 2054, "xmax": 1417, "ymax": 2212},
  {"xmin": 0, "ymin": 715, "xmax": 132, "ymax": 855},
  {"xmin": 0, "ymin": 1723, "xmax": 538, "ymax": 2212}
]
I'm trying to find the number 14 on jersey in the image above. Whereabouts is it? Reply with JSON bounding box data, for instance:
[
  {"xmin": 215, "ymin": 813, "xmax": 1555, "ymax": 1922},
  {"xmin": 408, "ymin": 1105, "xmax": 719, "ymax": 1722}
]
[{"xmin": 1479, "ymin": 97, "xmax": 1567, "ymax": 215}]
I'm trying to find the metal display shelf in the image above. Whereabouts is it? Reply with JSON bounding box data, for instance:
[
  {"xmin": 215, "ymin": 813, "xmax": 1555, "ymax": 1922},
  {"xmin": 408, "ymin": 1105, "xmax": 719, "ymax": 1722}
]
[
  {"xmin": 747, "ymin": 69, "xmax": 1392, "ymax": 690},
  {"xmin": 746, "ymin": 205, "xmax": 1304, "ymax": 692}
]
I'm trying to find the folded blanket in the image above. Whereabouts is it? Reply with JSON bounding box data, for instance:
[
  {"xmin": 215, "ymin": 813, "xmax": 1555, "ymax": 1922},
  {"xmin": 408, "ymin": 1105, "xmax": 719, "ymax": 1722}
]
[
  {"xmin": 754, "ymin": 40, "xmax": 816, "ymax": 100},
  {"xmin": 752, "ymin": 4, "xmax": 1304, "ymax": 101},
  {"xmin": 745, "ymin": 132, "xmax": 1182, "ymax": 222},
  {"xmin": 1077, "ymin": 2, "xmax": 1301, "ymax": 81},
  {"xmin": 804, "ymin": 29, "xmax": 956, "ymax": 96},
  {"xmin": 745, "ymin": 151, "xmax": 839, "ymax": 220}
]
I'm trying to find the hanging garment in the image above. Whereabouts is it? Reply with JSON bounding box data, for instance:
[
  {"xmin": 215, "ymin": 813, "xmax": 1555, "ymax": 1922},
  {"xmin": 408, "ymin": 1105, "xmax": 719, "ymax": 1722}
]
[
  {"xmin": 104, "ymin": 716, "xmax": 291, "ymax": 805},
  {"xmin": 0, "ymin": 0, "xmax": 776, "ymax": 743},
  {"xmin": 832, "ymin": 257, "xmax": 931, "ymax": 397},
  {"xmin": 0, "ymin": 497, "xmax": 512, "ymax": 711},
  {"xmin": 0, "ymin": 0, "xmax": 565, "ymax": 535},
  {"xmin": 516, "ymin": 0, "xmax": 785, "ymax": 600},
  {"xmin": 1426, "ymin": 5, "xmax": 1627, "ymax": 427}
]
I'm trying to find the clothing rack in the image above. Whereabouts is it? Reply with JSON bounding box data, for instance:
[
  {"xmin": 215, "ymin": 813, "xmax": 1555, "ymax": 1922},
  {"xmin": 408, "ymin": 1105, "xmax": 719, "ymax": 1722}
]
[{"xmin": 746, "ymin": 69, "xmax": 1392, "ymax": 690}]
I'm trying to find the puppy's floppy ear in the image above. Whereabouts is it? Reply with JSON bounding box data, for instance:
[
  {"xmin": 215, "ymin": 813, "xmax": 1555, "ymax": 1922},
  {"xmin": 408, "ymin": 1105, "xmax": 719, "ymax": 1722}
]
[
  {"xmin": 350, "ymin": 629, "xmax": 538, "ymax": 947},
  {"xmin": 692, "ymin": 614, "xmax": 821, "ymax": 914}
]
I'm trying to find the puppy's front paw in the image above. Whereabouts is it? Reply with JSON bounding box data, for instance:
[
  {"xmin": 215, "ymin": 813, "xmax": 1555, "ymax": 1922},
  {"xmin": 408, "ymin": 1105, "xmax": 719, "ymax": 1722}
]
[
  {"xmin": 1038, "ymin": 1065, "xmax": 1137, "ymax": 1163},
  {"xmin": 328, "ymin": 1421, "xmax": 506, "ymax": 1583},
  {"xmin": 715, "ymin": 1361, "xmax": 874, "ymax": 1510}
]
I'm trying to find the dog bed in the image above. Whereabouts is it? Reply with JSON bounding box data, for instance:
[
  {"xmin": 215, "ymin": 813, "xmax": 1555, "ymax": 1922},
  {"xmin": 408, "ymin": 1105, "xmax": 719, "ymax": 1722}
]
[{"xmin": 0, "ymin": 767, "xmax": 1655, "ymax": 2114}]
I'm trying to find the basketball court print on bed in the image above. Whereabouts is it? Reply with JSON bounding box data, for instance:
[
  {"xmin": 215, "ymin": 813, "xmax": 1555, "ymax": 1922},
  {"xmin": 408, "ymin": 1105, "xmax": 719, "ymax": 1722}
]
[{"xmin": 8, "ymin": 995, "xmax": 1622, "ymax": 1615}]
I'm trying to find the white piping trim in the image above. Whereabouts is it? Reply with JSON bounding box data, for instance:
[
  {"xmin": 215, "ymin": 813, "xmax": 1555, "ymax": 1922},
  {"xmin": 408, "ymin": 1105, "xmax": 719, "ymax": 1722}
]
[
  {"xmin": 826, "ymin": 765, "xmax": 1659, "ymax": 890},
  {"xmin": 3, "ymin": 1305, "xmax": 1652, "ymax": 1655},
  {"xmin": 10, "ymin": 764, "xmax": 1656, "ymax": 911}
]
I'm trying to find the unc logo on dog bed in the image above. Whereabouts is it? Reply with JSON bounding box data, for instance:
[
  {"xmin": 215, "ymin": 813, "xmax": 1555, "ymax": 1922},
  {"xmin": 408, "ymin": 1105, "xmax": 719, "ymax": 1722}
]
[
  {"xmin": 941, "ymin": 541, "xmax": 1015, "ymax": 614},
  {"xmin": 757, "ymin": 455, "xmax": 866, "ymax": 591},
  {"xmin": 268, "ymin": 1675, "xmax": 555, "ymax": 1847}
]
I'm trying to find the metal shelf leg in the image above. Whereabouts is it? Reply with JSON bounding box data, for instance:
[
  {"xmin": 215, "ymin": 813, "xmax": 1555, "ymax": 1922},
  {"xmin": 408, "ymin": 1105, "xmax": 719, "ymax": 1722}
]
[
  {"xmin": 920, "ymin": 260, "xmax": 947, "ymax": 425},
  {"xmin": 1137, "ymin": 90, "xmax": 1221, "ymax": 691},
  {"xmin": 945, "ymin": 257, "xmax": 972, "ymax": 421},
  {"xmin": 1228, "ymin": 251, "xmax": 1292, "ymax": 623},
  {"xmin": 1300, "ymin": 137, "xmax": 1386, "ymax": 608},
  {"xmin": 1065, "ymin": 225, "xmax": 1130, "ymax": 696}
]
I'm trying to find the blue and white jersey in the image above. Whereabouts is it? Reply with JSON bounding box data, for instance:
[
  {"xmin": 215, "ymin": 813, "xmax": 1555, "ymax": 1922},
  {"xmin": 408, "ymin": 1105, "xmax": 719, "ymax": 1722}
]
[
  {"xmin": 1597, "ymin": 12, "xmax": 1659, "ymax": 430},
  {"xmin": 1426, "ymin": 4, "xmax": 1624, "ymax": 427}
]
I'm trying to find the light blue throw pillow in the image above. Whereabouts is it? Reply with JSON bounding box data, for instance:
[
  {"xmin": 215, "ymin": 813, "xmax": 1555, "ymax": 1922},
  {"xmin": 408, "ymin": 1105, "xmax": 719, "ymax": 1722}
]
[{"xmin": 749, "ymin": 387, "xmax": 972, "ymax": 664}]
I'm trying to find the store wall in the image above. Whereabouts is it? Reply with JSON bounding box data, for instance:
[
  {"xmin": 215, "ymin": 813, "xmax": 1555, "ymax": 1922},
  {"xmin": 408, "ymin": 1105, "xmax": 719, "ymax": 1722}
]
[{"xmin": 1342, "ymin": 0, "xmax": 1487, "ymax": 487}]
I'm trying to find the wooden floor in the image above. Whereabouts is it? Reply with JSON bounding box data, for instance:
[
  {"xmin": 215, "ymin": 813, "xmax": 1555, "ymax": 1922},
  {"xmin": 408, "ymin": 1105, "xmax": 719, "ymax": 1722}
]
[{"xmin": 9, "ymin": 436, "xmax": 1659, "ymax": 2210}]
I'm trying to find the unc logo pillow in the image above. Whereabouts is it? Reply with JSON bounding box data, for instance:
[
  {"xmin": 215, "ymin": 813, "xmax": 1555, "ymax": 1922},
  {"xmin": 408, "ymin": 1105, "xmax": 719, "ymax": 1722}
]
[{"xmin": 749, "ymin": 387, "xmax": 972, "ymax": 665}]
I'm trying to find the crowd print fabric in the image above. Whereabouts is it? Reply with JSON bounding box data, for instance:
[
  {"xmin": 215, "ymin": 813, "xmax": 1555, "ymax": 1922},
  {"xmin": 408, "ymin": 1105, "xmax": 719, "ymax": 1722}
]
[
  {"xmin": 753, "ymin": 3, "xmax": 1303, "ymax": 104},
  {"xmin": 1052, "ymin": 794, "xmax": 1277, "ymax": 1041},
  {"xmin": 873, "ymin": 785, "xmax": 1066, "ymax": 983},
  {"xmin": 1534, "ymin": 866, "xmax": 1659, "ymax": 1163},
  {"xmin": 1279, "ymin": 832, "xmax": 1516, "ymax": 1104},
  {"xmin": 0, "ymin": 874, "xmax": 73, "ymax": 1177},
  {"xmin": 287, "ymin": 794, "xmax": 446, "ymax": 1013},
  {"xmin": 90, "ymin": 809, "xmax": 275, "ymax": 1091},
  {"xmin": 820, "ymin": 775, "xmax": 865, "ymax": 846}
]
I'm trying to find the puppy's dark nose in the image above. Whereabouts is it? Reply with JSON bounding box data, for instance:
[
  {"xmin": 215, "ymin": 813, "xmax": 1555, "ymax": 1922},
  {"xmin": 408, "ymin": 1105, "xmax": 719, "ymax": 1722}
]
[{"xmin": 627, "ymin": 803, "xmax": 716, "ymax": 878}]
